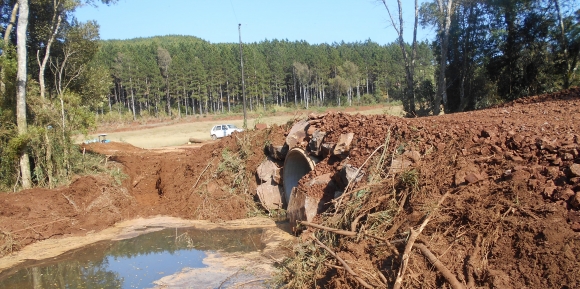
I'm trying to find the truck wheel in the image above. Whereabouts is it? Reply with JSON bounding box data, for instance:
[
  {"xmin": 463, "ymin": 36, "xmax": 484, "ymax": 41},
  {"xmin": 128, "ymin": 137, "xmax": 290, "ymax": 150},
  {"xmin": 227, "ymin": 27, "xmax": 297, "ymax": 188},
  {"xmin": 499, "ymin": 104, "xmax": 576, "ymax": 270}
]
[{"xmin": 211, "ymin": 134, "xmax": 217, "ymax": 140}]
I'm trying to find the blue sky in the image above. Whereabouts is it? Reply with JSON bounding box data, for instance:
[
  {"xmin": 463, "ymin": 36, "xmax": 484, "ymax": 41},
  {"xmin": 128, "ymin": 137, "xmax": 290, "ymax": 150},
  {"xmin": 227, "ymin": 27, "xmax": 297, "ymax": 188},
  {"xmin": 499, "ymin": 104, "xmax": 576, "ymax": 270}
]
[{"xmin": 75, "ymin": 0, "xmax": 432, "ymax": 45}]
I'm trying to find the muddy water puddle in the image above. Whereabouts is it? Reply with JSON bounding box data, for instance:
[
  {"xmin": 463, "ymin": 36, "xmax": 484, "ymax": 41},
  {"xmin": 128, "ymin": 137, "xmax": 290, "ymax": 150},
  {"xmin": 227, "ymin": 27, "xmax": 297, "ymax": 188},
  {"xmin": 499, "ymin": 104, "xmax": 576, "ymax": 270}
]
[{"xmin": 0, "ymin": 227, "xmax": 266, "ymax": 289}]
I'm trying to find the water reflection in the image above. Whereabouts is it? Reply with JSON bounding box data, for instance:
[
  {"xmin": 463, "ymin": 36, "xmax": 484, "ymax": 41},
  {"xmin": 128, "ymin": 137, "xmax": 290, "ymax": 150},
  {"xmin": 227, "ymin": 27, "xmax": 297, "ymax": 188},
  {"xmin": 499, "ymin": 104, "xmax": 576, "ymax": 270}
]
[{"xmin": 0, "ymin": 227, "xmax": 265, "ymax": 289}]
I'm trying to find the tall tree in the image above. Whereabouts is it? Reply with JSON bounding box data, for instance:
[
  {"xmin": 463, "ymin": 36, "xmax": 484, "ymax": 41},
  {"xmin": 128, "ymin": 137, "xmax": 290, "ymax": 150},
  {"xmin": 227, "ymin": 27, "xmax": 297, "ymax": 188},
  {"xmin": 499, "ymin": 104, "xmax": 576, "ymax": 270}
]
[
  {"xmin": 37, "ymin": 0, "xmax": 64, "ymax": 99},
  {"xmin": 435, "ymin": 0, "xmax": 454, "ymax": 114},
  {"xmin": 156, "ymin": 47, "xmax": 172, "ymax": 116},
  {"xmin": 339, "ymin": 61, "xmax": 360, "ymax": 106},
  {"xmin": 16, "ymin": 0, "xmax": 31, "ymax": 189},
  {"xmin": 36, "ymin": 0, "xmax": 118, "ymax": 99},
  {"xmin": 381, "ymin": 0, "xmax": 419, "ymax": 116},
  {"xmin": 1, "ymin": 2, "xmax": 19, "ymax": 95}
]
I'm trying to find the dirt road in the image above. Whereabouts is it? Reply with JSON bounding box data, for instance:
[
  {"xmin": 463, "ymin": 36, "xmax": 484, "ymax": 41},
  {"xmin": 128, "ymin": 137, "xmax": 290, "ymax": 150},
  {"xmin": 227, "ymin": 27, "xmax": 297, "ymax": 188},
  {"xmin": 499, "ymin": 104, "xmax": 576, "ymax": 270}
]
[{"xmin": 88, "ymin": 105, "xmax": 402, "ymax": 148}]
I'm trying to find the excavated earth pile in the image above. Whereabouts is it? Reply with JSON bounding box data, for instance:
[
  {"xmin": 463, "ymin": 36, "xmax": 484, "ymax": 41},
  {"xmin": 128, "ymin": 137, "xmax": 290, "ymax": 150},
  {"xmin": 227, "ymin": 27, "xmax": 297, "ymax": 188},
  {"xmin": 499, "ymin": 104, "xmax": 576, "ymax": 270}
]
[
  {"xmin": 0, "ymin": 127, "xmax": 289, "ymax": 257},
  {"xmin": 273, "ymin": 88, "xmax": 580, "ymax": 289},
  {"xmin": 0, "ymin": 88, "xmax": 578, "ymax": 289}
]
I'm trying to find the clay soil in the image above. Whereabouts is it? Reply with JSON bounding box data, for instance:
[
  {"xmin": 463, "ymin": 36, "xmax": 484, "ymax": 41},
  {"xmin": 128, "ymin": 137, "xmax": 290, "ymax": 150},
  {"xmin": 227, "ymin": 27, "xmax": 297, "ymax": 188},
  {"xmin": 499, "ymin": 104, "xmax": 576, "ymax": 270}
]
[
  {"xmin": 282, "ymin": 88, "xmax": 580, "ymax": 289},
  {"xmin": 0, "ymin": 88, "xmax": 579, "ymax": 288},
  {"xmin": 0, "ymin": 126, "xmax": 289, "ymax": 257}
]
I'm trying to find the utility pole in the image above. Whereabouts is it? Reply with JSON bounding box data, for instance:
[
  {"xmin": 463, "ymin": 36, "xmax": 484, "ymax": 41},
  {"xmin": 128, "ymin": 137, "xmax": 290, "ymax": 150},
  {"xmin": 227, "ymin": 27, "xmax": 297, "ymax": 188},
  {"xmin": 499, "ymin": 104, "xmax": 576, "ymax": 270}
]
[{"xmin": 238, "ymin": 23, "xmax": 247, "ymax": 129}]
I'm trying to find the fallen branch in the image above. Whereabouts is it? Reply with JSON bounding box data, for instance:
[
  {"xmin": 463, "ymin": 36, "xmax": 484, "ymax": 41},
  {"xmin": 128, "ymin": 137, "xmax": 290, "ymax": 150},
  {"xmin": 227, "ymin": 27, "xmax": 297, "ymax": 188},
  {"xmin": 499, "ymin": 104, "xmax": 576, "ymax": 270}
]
[
  {"xmin": 300, "ymin": 221, "xmax": 401, "ymax": 256},
  {"xmin": 414, "ymin": 243, "xmax": 465, "ymax": 289},
  {"xmin": 392, "ymin": 190, "xmax": 451, "ymax": 289},
  {"xmin": 351, "ymin": 211, "xmax": 368, "ymax": 232},
  {"xmin": 466, "ymin": 234, "xmax": 482, "ymax": 289},
  {"xmin": 300, "ymin": 221, "xmax": 356, "ymax": 237},
  {"xmin": 364, "ymin": 233, "xmax": 400, "ymax": 256},
  {"xmin": 377, "ymin": 270, "xmax": 388, "ymax": 285},
  {"xmin": 61, "ymin": 193, "xmax": 80, "ymax": 213},
  {"xmin": 311, "ymin": 235, "xmax": 373, "ymax": 289},
  {"xmin": 190, "ymin": 158, "xmax": 214, "ymax": 193},
  {"xmin": 324, "ymin": 261, "xmax": 343, "ymax": 270}
]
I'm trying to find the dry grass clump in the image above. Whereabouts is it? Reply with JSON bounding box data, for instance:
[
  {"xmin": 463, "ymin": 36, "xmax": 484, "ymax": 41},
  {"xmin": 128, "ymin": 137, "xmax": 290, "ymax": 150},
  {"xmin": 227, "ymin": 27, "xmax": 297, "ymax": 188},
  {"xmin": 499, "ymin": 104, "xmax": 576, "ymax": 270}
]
[{"xmin": 0, "ymin": 230, "xmax": 18, "ymax": 255}]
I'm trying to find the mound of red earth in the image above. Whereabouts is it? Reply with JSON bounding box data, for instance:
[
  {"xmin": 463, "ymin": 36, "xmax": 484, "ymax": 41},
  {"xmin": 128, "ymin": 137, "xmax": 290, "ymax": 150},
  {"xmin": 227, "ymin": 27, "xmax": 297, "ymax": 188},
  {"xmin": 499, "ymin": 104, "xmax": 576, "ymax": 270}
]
[
  {"xmin": 273, "ymin": 88, "xmax": 580, "ymax": 288},
  {"xmin": 0, "ymin": 128, "xmax": 285, "ymax": 257}
]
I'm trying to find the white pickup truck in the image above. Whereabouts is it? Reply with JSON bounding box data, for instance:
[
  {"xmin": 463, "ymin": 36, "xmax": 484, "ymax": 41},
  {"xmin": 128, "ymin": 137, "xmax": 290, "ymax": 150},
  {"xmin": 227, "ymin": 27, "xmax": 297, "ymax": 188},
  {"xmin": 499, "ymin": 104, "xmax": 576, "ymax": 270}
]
[{"xmin": 210, "ymin": 124, "xmax": 243, "ymax": 140}]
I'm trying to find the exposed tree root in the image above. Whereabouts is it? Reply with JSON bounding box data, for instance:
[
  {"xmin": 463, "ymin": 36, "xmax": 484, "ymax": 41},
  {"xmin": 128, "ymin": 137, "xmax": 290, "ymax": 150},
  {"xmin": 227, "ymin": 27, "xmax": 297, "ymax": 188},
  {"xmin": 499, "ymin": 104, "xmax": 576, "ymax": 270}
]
[
  {"xmin": 466, "ymin": 234, "xmax": 482, "ymax": 289},
  {"xmin": 393, "ymin": 190, "xmax": 451, "ymax": 289},
  {"xmin": 311, "ymin": 235, "xmax": 374, "ymax": 289},
  {"xmin": 414, "ymin": 243, "xmax": 465, "ymax": 289}
]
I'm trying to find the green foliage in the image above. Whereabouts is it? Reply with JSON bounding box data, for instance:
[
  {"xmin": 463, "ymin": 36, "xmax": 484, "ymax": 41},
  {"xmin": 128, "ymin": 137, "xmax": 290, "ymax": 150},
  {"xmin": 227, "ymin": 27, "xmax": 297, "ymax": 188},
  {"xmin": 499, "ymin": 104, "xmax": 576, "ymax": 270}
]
[
  {"xmin": 360, "ymin": 93, "xmax": 378, "ymax": 105},
  {"xmin": 216, "ymin": 146, "xmax": 249, "ymax": 189},
  {"xmin": 399, "ymin": 169, "xmax": 419, "ymax": 192},
  {"xmin": 273, "ymin": 236, "xmax": 328, "ymax": 288},
  {"xmin": 424, "ymin": 0, "xmax": 580, "ymax": 112},
  {"xmin": 109, "ymin": 166, "xmax": 128, "ymax": 186},
  {"xmin": 416, "ymin": 79, "xmax": 435, "ymax": 116}
]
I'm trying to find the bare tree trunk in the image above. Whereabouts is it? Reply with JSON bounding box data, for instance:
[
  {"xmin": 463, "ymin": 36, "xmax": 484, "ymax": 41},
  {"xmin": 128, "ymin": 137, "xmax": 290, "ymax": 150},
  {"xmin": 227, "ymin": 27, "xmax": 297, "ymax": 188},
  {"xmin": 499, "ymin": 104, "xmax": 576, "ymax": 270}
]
[
  {"xmin": 3, "ymin": 3, "xmax": 18, "ymax": 45},
  {"xmin": 435, "ymin": 0, "xmax": 454, "ymax": 114},
  {"xmin": 458, "ymin": 4, "xmax": 472, "ymax": 112},
  {"xmin": 16, "ymin": 0, "xmax": 31, "ymax": 189},
  {"xmin": 305, "ymin": 84, "xmax": 309, "ymax": 109},
  {"xmin": 177, "ymin": 92, "xmax": 181, "ymax": 118},
  {"xmin": 227, "ymin": 80, "xmax": 231, "ymax": 112},
  {"xmin": 166, "ymin": 77, "xmax": 171, "ymax": 116},
  {"xmin": 130, "ymin": 77, "xmax": 136, "ymax": 120},
  {"xmin": 1, "ymin": 2, "xmax": 19, "ymax": 96},
  {"xmin": 220, "ymin": 84, "xmax": 224, "ymax": 113},
  {"xmin": 554, "ymin": 0, "xmax": 571, "ymax": 89},
  {"xmin": 199, "ymin": 92, "xmax": 203, "ymax": 115},
  {"xmin": 381, "ymin": 0, "xmax": 417, "ymax": 116},
  {"xmin": 184, "ymin": 86, "xmax": 188, "ymax": 116},
  {"xmin": 38, "ymin": 0, "xmax": 63, "ymax": 99},
  {"xmin": 293, "ymin": 67, "xmax": 297, "ymax": 106},
  {"xmin": 357, "ymin": 80, "xmax": 360, "ymax": 103}
]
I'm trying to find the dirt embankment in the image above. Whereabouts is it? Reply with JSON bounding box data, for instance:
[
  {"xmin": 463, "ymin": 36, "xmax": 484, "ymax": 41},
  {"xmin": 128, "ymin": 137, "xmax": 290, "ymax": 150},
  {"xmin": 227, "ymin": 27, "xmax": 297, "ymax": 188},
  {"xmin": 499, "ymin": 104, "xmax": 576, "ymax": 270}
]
[
  {"xmin": 275, "ymin": 88, "xmax": 580, "ymax": 288},
  {"xmin": 0, "ymin": 88, "xmax": 579, "ymax": 288},
  {"xmin": 0, "ymin": 126, "xmax": 288, "ymax": 257}
]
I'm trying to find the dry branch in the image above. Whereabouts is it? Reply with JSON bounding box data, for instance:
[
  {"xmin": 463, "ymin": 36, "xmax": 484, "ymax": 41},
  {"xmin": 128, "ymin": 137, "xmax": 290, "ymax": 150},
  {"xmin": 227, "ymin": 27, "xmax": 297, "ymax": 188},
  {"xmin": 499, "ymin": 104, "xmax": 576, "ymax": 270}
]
[
  {"xmin": 61, "ymin": 193, "xmax": 80, "ymax": 212},
  {"xmin": 188, "ymin": 157, "xmax": 214, "ymax": 197},
  {"xmin": 301, "ymin": 220, "xmax": 403, "ymax": 257},
  {"xmin": 414, "ymin": 243, "xmax": 465, "ymax": 289},
  {"xmin": 311, "ymin": 235, "xmax": 374, "ymax": 289},
  {"xmin": 393, "ymin": 190, "xmax": 451, "ymax": 289},
  {"xmin": 467, "ymin": 234, "xmax": 482, "ymax": 289},
  {"xmin": 300, "ymin": 221, "xmax": 356, "ymax": 237}
]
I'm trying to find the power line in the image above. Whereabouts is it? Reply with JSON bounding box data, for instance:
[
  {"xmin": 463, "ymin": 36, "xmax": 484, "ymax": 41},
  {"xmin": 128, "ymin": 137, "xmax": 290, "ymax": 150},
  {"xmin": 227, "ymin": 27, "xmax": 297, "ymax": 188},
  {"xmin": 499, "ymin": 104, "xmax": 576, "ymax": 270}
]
[{"xmin": 229, "ymin": 0, "xmax": 239, "ymax": 24}]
